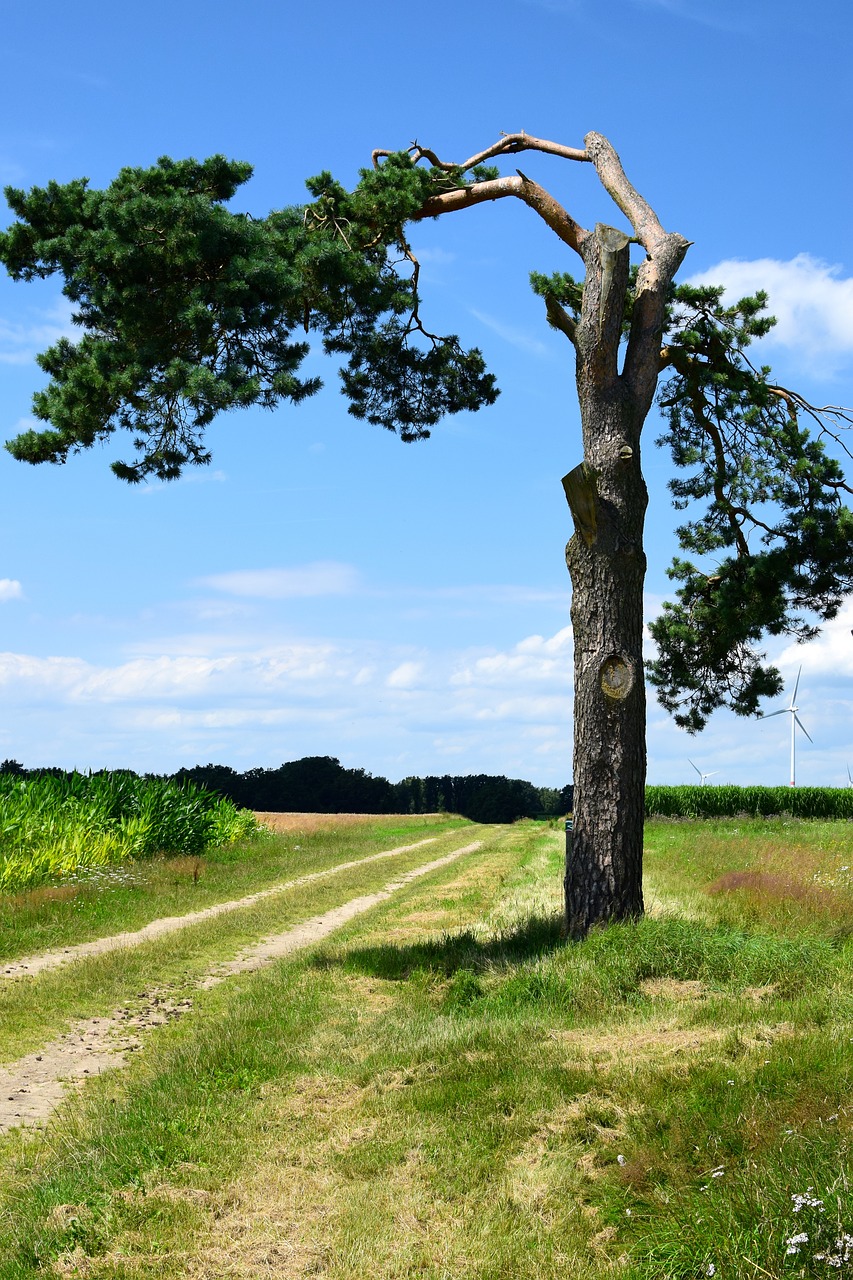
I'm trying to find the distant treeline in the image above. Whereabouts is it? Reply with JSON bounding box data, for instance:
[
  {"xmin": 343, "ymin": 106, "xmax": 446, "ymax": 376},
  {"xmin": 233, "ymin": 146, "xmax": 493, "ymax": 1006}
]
[
  {"xmin": 0, "ymin": 757, "xmax": 572, "ymax": 825},
  {"xmin": 4, "ymin": 760, "xmax": 852, "ymax": 823}
]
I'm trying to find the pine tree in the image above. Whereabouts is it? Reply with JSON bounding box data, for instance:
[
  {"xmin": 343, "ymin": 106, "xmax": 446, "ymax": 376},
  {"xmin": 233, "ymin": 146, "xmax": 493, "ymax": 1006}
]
[{"xmin": 3, "ymin": 132, "xmax": 851, "ymax": 936}]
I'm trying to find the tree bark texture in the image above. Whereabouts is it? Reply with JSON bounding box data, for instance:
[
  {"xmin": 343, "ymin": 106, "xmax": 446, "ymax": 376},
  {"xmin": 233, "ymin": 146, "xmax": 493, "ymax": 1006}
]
[
  {"xmin": 563, "ymin": 226, "xmax": 648, "ymax": 936},
  {"xmin": 410, "ymin": 131, "xmax": 690, "ymax": 937}
]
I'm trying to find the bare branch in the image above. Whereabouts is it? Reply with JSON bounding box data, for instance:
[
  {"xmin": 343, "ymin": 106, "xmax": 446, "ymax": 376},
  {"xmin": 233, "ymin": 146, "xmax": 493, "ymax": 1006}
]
[
  {"xmin": 584, "ymin": 132, "xmax": 669, "ymax": 254},
  {"xmin": 458, "ymin": 132, "xmax": 590, "ymax": 171},
  {"xmin": 413, "ymin": 173, "xmax": 587, "ymax": 255},
  {"xmin": 373, "ymin": 132, "xmax": 590, "ymax": 173},
  {"xmin": 544, "ymin": 294, "xmax": 578, "ymax": 346}
]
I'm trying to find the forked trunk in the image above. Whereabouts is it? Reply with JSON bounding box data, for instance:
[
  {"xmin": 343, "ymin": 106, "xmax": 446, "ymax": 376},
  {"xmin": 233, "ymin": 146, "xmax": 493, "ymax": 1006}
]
[{"xmin": 561, "ymin": 221, "xmax": 657, "ymax": 938}]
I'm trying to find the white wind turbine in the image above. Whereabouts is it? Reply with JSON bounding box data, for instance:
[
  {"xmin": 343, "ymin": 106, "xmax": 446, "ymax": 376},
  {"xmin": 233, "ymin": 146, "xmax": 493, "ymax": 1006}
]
[
  {"xmin": 688, "ymin": 758, "xmax": 719, "ymax": 786},
  {"xmin": 763, "ymin": 666, "xmax": 812, "ymax": 786}
]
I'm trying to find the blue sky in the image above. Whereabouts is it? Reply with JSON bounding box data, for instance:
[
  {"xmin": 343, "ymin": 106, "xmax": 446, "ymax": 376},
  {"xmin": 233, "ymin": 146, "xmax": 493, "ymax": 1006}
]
[{"xmin": 1, "ymin": 0, "xmax": 852, "ymax": 787}]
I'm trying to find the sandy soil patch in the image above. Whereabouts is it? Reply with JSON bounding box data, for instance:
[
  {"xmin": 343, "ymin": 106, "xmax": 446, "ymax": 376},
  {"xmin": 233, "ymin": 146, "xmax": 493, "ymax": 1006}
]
[{"xmin": 0, "ymin": 841, "xmax": 482, "ymax": 1137}]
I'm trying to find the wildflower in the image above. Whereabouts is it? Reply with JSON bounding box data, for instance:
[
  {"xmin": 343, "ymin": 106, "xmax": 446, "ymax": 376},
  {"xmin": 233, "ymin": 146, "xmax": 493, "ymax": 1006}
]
[
  {"xmin": 813, "ymin": 1233, "xmax": 853, "ymax": 1268},
  {"xmin": 705, "ymin": 1264, "xmax": 716, "ymax": 1276},
  {"xmin": 617, "ymin": 1154, "xmax": 626, "ymax": 1165},
  {"xmin": 792, "ymin": 1188, "xmax": 825, "ymax": 1214},
  {"xmin": 785, "ymin": 1231, "xmax": 809, "ymax": 1255},
  {"xmin": 711, "ymin": 1168, "xmax": 725, "ymax": 1179}
]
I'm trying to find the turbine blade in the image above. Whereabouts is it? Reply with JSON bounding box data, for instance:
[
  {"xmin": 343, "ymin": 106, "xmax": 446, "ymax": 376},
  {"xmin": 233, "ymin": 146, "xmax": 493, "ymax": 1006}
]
[
  {"xmin": 763, "ymin": 709, "xmax": 789, "ymax": 719},
  {"xmin": 791, "ymin": 665, "xmax": 802, "ymax": 707},
  {"xmin": 794, "ymin": 715, "xmax": 813, "ymax": 744},
  {"xmin": 688, "ymin": 759, "xmax": 701, "ymax": 778}
]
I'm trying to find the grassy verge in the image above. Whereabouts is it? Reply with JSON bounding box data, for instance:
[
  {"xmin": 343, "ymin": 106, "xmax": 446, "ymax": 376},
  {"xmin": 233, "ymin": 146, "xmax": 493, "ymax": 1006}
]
[
  {"xmin": 0, "ymin": 814, "xmax": 469, "ymax": 964},
  {"xmin": 0, "ymin": 821, "xmax": 483, "ymax": 1064},
  {"xmin": 0, "ymin": 819, "xmax": 850, "ymax": 1278}
]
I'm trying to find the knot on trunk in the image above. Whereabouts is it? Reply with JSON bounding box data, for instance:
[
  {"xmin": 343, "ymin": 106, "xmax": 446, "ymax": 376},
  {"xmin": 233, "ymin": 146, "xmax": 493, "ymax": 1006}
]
[{"xmin": 600, "ymin": 653, "xmax": 636, "ymax": 702}]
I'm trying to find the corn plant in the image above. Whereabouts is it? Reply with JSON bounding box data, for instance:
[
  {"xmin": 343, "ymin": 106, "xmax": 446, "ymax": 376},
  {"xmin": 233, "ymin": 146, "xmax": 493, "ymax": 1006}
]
[
  {"xmin": 0, "ymin": 772, "xmax": 260, "ymax": 892},
  {"xmin": 645, "ymin": 784, "xmax": 853, "ymax": 820}
]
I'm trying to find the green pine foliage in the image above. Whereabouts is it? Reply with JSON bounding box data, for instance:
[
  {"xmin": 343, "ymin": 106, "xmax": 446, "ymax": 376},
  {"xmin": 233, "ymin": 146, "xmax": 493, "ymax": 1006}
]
[
  {"xmin": 646, "ymin": 284, "xmax": 853, "ymax": 730},
  {"xmin": 0, "ymin": 151, "xmax": 497, "ymax": 480}
]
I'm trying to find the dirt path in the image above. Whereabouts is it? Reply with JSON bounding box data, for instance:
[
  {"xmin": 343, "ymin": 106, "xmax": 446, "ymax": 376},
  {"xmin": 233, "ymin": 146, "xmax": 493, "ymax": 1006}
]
[
  {"xmin": 1, "ymin": 837, "xmax": 438, "ymax": 982},
  {"xmin": 0, "ymin": 840, "xmax": 482, "ymax": 1136}
]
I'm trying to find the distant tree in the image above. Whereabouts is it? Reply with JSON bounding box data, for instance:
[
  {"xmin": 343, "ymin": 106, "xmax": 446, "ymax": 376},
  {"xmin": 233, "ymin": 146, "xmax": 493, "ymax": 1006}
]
[
  {"xmin": 2, "ymin": 134, "xmax": 851, "ymax": 935},
  {"xmin": 0, "ymin": 759, "xmax": 26, "ymax": 775}
]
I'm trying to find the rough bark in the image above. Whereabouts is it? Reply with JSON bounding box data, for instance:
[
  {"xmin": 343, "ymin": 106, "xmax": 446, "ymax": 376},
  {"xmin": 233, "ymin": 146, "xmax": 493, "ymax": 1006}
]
[
  {"xmin": 561, "ymin": 225, "xmax": 646, "ymax": 935},
  {"xmin": 404, "ymin": 130, "xmax": 690, "ymax": 937},
  {"xmin": 559, "ymin": 142, "xmax": 688, "ymax": 937}
]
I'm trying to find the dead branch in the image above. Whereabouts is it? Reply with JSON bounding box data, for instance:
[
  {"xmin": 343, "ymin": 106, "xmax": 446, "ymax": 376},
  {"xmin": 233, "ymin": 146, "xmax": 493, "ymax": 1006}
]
[
  {"xmin": 372, "ymin": 131, "xmax": 590, "ymax": 173},
  {"xmin": 412, "ymin": 173, "xmax": 587, "ymax": 254}
]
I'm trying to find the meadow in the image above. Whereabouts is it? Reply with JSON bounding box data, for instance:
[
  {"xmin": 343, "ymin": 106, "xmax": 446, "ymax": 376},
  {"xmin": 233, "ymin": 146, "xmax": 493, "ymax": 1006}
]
[{"xmin": 0, "ymin": 813, "xmax": 850, "ymax": 1278}]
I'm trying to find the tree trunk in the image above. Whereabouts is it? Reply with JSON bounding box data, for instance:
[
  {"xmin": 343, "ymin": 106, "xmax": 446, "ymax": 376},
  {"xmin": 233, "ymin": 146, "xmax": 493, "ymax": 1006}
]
[
  {"xmin": 564, "ymin": 393, "xmax": 647, "ymax": 937},
  {"xmin": 562, "ymin": 224, "xmax": 650, "ymax": 938}
]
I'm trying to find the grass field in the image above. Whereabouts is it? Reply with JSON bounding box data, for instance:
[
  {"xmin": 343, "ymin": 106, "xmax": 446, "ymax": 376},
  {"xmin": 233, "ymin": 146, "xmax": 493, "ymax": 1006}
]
[{"xmin": 0, "ymin": 815, "xmax": 850, "ymax": 1278}]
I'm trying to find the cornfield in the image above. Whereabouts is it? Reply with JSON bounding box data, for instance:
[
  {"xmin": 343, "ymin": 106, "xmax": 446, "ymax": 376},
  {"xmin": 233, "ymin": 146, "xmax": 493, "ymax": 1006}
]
[
  {"xmin": 0, "ymin": 772, "xmax": 260, "ymax": 892},
  {"xmin": 645, "ymin": 784, "xmax": 853, "ymax": 819}
]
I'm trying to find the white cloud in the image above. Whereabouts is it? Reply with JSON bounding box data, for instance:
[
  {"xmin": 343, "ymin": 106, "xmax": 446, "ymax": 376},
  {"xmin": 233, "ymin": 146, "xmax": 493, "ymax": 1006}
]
[
  {"xmin": 688, "ymin": 255, "xmax": 853, "ymax": 375},
  {"xmin": 386, "ymin": 661, "xmax": 424, "ymax": 689},
  {"xmin": 774, "ymin": 599, "xmax": 853, "ymax": 683},
  {"xmin": 199, "ymin": 562, "xmax": 361, "ymax": 599},
  {"xmin": 0, "ymin": 643, "xmax": 344, "ymax": 705},
  {"xmin": 451, "ymin": 625, "xmax": 572, "ymax": 687},
  {"xmin": 470, "ymin": 308, "xmax": 551, "ymax": 357},
  {"xmin": 0, "ymin": 298, "xmax": 76, "ymax": 365},
  {"xmin": 409, "ymin": 245, "xmax": 456, "ymax": 266},
  {"xmin": 0, "ymin": 622, "xmax": 580, "ymax": 782},
  {"xmin": 0, "ymin": 579, "xmax": 22, "ymax": 602}
]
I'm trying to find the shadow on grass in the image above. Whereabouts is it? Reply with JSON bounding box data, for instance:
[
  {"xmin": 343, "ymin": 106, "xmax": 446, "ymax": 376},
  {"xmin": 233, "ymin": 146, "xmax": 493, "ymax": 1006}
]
[{"xmin": 313, "ymin": 913, "xmax": 565, "ymax": 983}]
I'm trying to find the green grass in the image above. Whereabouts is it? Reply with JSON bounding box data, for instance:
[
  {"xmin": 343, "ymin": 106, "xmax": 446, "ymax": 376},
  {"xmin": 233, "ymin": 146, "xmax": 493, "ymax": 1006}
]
[
  {"xmin": 0, "ymin": 813, "xmax": 469, "ymax": 964},
  {"xmin": 0, "ymin": 817, "xmax": 850, "ymax": 1278},
  {"xmin": 0, "ymin": 819, "xmax": 479, "ymax": 1064}
]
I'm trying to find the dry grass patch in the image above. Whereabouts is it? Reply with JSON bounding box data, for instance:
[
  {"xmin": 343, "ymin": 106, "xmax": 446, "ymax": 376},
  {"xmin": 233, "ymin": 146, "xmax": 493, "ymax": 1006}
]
[
  {"xmin": 551, "ymin": 1016, "xmax": 796, "ymax": 1072},
  {"xmin": 639, "ymin": 977, "xmax": 707, "ymax": 1001},
  {"xmin": 253, "ymin": 812, "xmax": 420, "ymax": 833}
]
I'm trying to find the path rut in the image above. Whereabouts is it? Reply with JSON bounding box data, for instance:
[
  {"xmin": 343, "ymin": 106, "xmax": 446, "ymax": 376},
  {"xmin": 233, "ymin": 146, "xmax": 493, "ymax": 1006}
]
[
  {"xmin": 1, "ymin": 837, "xmax": 438, "ymax": 982},
  {"xmin": 0, "ymin": 840, "xmax": 482, "ymax": 1135}
]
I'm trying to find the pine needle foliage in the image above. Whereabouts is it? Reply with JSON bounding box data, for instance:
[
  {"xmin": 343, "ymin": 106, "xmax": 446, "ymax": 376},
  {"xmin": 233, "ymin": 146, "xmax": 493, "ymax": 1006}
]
[
  {"xmin": 0, "ymin": 152, "xmax": 497, "ymax": 480},
  {"xmin": 2, "ymin": 139, "xmax": 851, "ymax": 735},
  {"xmin": 648, "ymin": 284, "xmax": 853, "ymax": 729}
]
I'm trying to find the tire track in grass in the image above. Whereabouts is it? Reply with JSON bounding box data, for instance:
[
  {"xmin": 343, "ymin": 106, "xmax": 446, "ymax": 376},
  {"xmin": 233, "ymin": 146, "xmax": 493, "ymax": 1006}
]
[
  {"xmin": 0, "ymin": 841, "xmax": 483, "ymax": 1135},
  {"xmin": 1, "ymin": 837, "xmax": 440, "ymax": 981}
]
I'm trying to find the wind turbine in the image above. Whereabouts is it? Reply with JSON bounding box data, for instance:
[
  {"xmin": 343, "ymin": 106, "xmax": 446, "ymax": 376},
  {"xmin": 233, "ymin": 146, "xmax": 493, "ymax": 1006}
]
[
  {"xmin": 763, "ymin": 666, "xmax": 812, "ymax": 786},
  {"xmin": 688, "ymin": 759, "xmax": 719, "ymax": 786}
]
